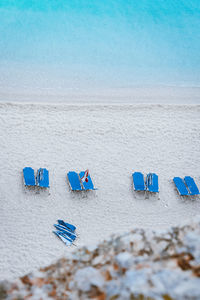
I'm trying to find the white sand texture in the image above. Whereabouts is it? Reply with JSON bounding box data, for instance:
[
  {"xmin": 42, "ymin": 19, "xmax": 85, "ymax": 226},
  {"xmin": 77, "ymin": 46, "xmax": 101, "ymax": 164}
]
[{"xmin": 0, "ymin": 102, "xmax": 200, "ymax": 280}]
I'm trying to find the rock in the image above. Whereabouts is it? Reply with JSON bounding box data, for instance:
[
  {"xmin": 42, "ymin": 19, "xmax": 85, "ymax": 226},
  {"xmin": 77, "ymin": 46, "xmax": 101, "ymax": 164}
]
[
  {"xmin": 73, "ymin": 267, "xmax": 104, "ymax": 292},
  {"xmin": 115, "ymin": 252, "xmax": 132, "ymax": 270}
]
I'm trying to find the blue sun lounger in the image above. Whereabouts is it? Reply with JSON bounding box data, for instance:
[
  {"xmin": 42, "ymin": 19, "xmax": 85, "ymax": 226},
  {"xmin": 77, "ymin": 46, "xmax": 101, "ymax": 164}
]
[
  {"xmin": 146, "ymin": 173, "xmax": 159, "ymax": 193},
  {"xmin": 184, "ymin": 176, "xmax": 199, "ymax": 195},
  {"xmin": 53, "ymin": 231, "xmax": 73, "ymax": 246},
  {"xmin": 132, "ymin": 172, "xmax": 145, "ymax": 191},
  {"xmin": 67, "ymin": 171, "xmax": 83, "ymax": 191},
  {"xmin": 58, "ymin": 231, "xmax": 74, "ymax": 243},
  {"xmin": 36, "ymin": 168, "xmax": 49, "ymax": 188},
  {"xmin": 23, "ymin": 167, "xmax": 36, "ymax": 186},
  {"xmin": 54, "ymin": 224, "xmax": 77, "ymax": 241},
  {"xmin": 57, "ymin": 220, "xmax": 76, "ymax": 232},
  {"xmin": 54, "ymin": 225, "xmax": 76, "ymax": 240},
  {"xmin": 173, "ymin": 177, "xmax": 189, "ymax": 196},
  {"xmin": 79, "ymin": 171, "xmax": 96, "ymax": 190}
]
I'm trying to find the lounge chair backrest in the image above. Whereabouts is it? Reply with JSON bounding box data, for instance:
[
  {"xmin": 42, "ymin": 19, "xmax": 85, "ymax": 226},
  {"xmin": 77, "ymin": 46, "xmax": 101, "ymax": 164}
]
[
  {"xmin": 146, "ymin": 173, "xmax": 159, "ymax": 193},
  {"xmin": 23, "ymin": 167, "xmax": 36, "ymax": 186},
  {"xmin": 79, "ymin": 171, "xmax": 95, "ymax": 190},
  {"xmin": 132, "ymin": 172, "xmax": 145, "ymax": 191},
  {"xmin": 67, "ymin": 171, "xmax": 83, "ymax": 191},
  {"xmin": 53, "ymin": 231, "xmax": 73, "ymax": 245},
  {"xmin": 57, "ymin": 220, "xmax": 76, "ymax": 232},
  {"xmin": 184, "ymin": 176, "xmax": 199, "ymax": 195},
  {"xmin": 173, "ymin": 177, "xmax": 189, "ymax": 196},
  {"xmin": 36, "ymin": 168, "xmax": 49, "ymax": 188},
  {"xmin": 54, "ymin": 224, "xmax": 76, "ymax": 241}
]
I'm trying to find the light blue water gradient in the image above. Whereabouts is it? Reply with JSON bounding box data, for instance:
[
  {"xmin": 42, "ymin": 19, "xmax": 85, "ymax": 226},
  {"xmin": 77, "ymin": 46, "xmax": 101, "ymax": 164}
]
[{"xmin": 0, "ymin": 0, "xmax": 200, "ymax": 91}]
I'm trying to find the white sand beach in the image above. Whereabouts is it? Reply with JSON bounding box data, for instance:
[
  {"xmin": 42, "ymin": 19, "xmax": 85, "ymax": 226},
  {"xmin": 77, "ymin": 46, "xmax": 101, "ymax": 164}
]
[{"xmin": 0, "ymin": 102, "xmax": 200, "ymax": 280}]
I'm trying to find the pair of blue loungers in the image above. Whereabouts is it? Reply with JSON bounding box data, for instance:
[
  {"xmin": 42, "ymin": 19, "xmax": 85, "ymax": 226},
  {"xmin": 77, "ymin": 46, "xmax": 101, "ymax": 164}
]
[
  {"xmin": 53, "ymin": 220, "xmax": 77, "ymax": 246},
  {"xmin": 173, "ymin": 176, "xmax": 199, "ymax": 196},
  {"xmin": 132, "ymin": 172, "xmax": 159, "ymax": 193},
  {"xmin": 23, "ymin": 167, "xmax": 49, "ymax": 188},
  {"xmin": 67, "ymin": 171, "xmax": 96, "ymax": 191}
]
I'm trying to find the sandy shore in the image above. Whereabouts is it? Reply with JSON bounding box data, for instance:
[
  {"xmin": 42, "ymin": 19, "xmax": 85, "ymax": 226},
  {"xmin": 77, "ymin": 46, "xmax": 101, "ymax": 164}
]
[{"xmin": 0, "ymin": 102, "xmax": 200, "ymax": 279}]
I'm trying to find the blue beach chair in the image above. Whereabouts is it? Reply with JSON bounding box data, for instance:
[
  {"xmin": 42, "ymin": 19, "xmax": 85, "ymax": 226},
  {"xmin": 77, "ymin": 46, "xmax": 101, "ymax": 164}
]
[
  {"xmin": 36, "ymin": 168, "xmax": 49, "ymax": 188},
  {"xmin": 132, "ymin": 172, "xmax": 145, "ymax": 191},
  {"xmin": 58, "ymin": 231, "xmax": 74, "ymax": 243},
  {"xmin": 184, "ymin": 176, "xmax": 199, "ymax": 195},
  {"xmin": 79, "ymin": 171, "xmax": 96, "ymax": 190},
  {"xmin": 173, "ymin": 177, "xmax": 189, "ymax": 196},
  {"xmin": 146, "ymin": 173, "xmax": 159, "ymax": 193},
  {"xmin": 57, "ymin": 220, "xmax": 76, "ymax": 232},
  {"xmin": 67, "ymin": 171, "xmax": 83, "ymax": 191},
  {"xmin": 53, "ymin": 231, "xmax": 73, "ymax": 246},
  {"xmin": 23, "ymin": 167, "xmax": 36, "ymax": 186},
  {"xmin": 54, "ymin": 224, "xmax": 77, "ymax": 241}
]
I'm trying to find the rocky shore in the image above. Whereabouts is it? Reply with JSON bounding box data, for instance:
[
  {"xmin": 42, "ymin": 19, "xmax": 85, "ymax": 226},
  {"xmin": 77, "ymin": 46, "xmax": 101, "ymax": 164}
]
[{"xmin": 1, "ymin": 217, "xmax": 200, "ymax": 299}]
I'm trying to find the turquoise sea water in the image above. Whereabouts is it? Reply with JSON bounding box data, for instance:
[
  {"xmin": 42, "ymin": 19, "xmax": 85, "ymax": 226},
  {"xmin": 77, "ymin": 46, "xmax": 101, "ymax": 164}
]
[{"xmin": 0, "ymin": 1, "xmax": 200, "ymax": 94}]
